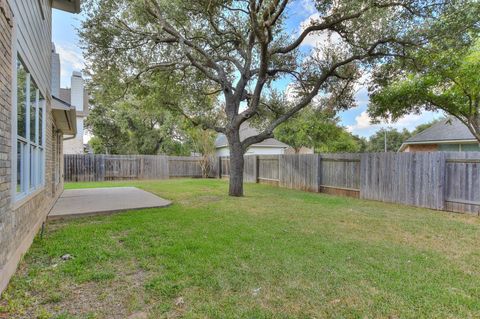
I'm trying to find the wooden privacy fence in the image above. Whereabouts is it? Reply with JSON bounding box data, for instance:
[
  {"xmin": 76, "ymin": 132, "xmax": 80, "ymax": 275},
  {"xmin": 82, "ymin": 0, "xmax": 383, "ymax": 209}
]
[
  {"xmin": 65, "ymin": 152, "xmax": 480, "ymax": 215},
  {"xmin": 219, "ymin": 152, "xmax": 480, "ymax": 215},
  {"xmin": 64, "ymin": 154, "xmax": 216, "ymax": 182}
]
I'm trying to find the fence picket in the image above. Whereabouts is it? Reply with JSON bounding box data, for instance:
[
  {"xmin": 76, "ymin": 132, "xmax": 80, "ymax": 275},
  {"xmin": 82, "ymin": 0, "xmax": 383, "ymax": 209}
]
[{"xmin": 64, "ymin": 152, "xmax": 480, "ymax": 215}]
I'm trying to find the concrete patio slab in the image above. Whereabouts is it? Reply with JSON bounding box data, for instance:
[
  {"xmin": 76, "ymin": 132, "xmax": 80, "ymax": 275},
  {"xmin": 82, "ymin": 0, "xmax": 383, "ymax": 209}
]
[{"xmin": 48, "ymin": 187, "xmax": 171, "ymax": 220}]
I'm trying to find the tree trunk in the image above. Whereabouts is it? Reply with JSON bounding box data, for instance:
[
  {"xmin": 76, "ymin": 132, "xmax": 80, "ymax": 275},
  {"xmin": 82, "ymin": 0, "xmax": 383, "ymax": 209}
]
[{"xmin": 228, "ymin": 134, "xmax": 245, "ymax": 197}]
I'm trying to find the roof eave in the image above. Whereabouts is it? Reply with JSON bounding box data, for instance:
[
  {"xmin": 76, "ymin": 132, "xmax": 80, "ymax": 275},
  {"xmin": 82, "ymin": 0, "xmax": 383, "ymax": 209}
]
[
  {"xmin": 403, "ymin": 139, "xmax": 478, "ymax": 145},
  {"xmin": 52, "ymin": 96, "xmax": 77, "ymax": 135},
  {"xmin": 52, "ymin": 0, "xmax": 81, "ymax": 13}
]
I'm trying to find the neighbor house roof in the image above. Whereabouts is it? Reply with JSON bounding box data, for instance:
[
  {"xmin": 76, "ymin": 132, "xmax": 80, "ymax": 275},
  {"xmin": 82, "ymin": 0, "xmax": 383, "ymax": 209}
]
[
  {"xmin": 215, "ymin": 123, "xmax": 289, "ymax": 149},
  {"xmin": 399, "ymin": 117, "xmax": 477, "ymax": 151}
]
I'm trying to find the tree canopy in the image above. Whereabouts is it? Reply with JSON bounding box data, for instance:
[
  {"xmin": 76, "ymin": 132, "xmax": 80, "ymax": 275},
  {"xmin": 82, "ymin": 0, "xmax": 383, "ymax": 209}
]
[
  {"xmin": 80, "ymin": 0, "xmax": 469, "ymax": 195},
  {"xmin": 368, "ymin": 3, "xmax": 480, "ymax": 141},
  {"xmin": 274, "ymin": 108, "xmax": 364, "ymax": 153},
  {"xmin": 365, "ymin": 128, "xmax": 411, "ymax": 152},
  {"xmin": 85, "ymin": 71, "xmax": 196, "ymax": 155}
]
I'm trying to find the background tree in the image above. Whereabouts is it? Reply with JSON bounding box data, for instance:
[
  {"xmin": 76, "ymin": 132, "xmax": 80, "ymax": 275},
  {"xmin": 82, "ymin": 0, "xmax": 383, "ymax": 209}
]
[
  {"xmin": 86, "ymin": 100, "xmax": 190, "ymax": 155},
  {"xmin": 86, "ymin": 73, "xmax": 192, "ymax": 155},
  {"xmin": 85, "ymin": 103, "xmax": 130, "ymax": 154},
  {"xmin": 366, "ymin": 128, "xmax": 411, "ymax": 152},
  {"xmin": 87, "ymin": 136, "xmax": 107, "ymax": 154},
  {"xmin": 188, "ymin": 127, "xmax": 217, "ymax": 178},
  {"xmin": 81, "ymin": 0, "xmax": 460, "ymax": 196},
  {"xmin": 275, "ymin": 108, "xmax": 364, "ymax": 153},
  {"xmin": 318, "ymin": 130, "xmax": 365, "ymax": 153},
  {"xmin": 368, "ymin": 3, "xmax": 480, "ymax": 140}
]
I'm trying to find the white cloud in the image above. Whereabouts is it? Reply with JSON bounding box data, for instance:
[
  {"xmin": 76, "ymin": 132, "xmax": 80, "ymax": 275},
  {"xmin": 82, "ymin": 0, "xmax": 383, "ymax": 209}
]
[
  {"xmin": 300, "ymin": 0, "xmax": 317, "ymax": 15},
  {"xmin": 347, "ymin": 111, "xmax": 373, "ymax": 131},
  {"xmin": 284, "ymin": 83, "xmax": 299, "ymax": 102},
  {"xmin": 347, "ymin": 110, "xmax": 443, "ymax": 137},
  {"xmin": 299, "ymin": 13, "xmax": 339, "ymax": 49},
  {"xmin": 56, "ymin": 44, "xmax": 84, "ymax": 70},
  {"xmin": 56, "ymin": 44, "xmax": 85, "ymax": 87}
]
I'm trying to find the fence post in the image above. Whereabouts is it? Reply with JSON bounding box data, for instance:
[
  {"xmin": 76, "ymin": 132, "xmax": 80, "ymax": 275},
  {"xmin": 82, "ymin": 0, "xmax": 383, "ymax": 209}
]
[
  {"xmin": 218, "ymin": 157, "xmax": 222, "ymax": 179},
  {"xmin": 317, "ymin": 154, "xmax": 322, "ymax": 193},
  {"xmin": 99, "ymin": 155, "xmax": 105, "ymax": 181},
  {"xmin": 255, "ymin": 155, "xmax": 259, "ymax": 183},
  {"xmin": 438, "ymin": 152, "xmax": 446, "ymax": 211}
]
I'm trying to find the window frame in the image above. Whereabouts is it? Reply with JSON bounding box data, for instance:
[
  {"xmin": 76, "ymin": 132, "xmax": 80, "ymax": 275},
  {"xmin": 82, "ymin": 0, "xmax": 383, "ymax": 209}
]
[{"xmin": 12, "ymin": 53, "xmax": 47, "ymax": 202}]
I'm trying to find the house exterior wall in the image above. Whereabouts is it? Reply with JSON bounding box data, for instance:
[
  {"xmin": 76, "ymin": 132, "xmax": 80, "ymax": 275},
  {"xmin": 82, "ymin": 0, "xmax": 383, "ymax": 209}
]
[
  {"xmin": 245, "ymin": 146, "xmax": 286, "ymax": 155},
  {"xmin": 284, "ymin": 146, "xmax": 315, "ymax": 155},
  {"xmin": 63, "ymin": 72, "xmax": 86, "ymax": 154},
  {"xmin": 438, "ymin": 143, "xmax": 480, "ymax": 152},
  {"xmin": 0, "ymin": 0, "xmax": 15, "ymax": 293},
  {"xmin": 438, "ymin": 144, "xmax": 461, "ymax": 152},
  {"xmin": 403, "ymin": 143, "xmax": 480, "ymax": 152},
  {"xmin": 216, "ymin": 146, "xmax": 286, "ymax": 157},
  {"xmin": 51, "ymin": 43, "xmax": 60, "ymax": 97},
  {"xmin": 63, "ymin": 131, "xmax": 84, "ymax": 154},
  {"xmin": 10, "ymin": 0, "xmax": 52, "ymax": 97},
  {"xmin": 70, "ymin": 71, "xmax": 84, "ymax": 112},
  {"xmin": 459, "ymin": 143, "xmax": 480, "ymax": 151},
  {"xmin": 216, "ymin": 147, "xmax": 230, "ymax": 157},
  {"xmin": 0, "ymin": 0, "xmax": 64, "ymax": 293},
  {"xmin": 403, "ymin": 144, "xmax": 438, "ymax": 152}
]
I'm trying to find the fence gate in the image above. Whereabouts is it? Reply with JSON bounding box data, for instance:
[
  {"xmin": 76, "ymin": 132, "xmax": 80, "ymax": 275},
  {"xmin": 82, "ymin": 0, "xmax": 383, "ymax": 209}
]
[
  {"xmin": 444, "ymin": 153, "xmax": 480, "ymax": 215},
  {"xmin": 257, "ymin": 155, "xmax": 280, "ymax": 185}
]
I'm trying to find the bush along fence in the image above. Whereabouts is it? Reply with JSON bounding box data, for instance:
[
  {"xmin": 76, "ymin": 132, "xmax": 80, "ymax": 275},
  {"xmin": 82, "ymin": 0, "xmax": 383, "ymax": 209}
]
[{"xmin": 65, "ymin": 152, "xmax": 480, "ymax": 215}]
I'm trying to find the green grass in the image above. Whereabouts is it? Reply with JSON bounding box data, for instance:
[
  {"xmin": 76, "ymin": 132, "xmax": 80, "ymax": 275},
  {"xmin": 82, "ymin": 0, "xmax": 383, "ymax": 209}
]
[{"xmin": 2, "ymin": 179, "xmax": 480, "ymax": 318}]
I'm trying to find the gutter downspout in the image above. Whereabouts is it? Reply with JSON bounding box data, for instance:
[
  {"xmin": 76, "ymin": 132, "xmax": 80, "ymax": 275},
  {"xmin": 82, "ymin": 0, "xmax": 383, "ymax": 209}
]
[
  {"xmin": 62, "ymin": 109, "xmax": 76, "ymax": 140},
  {"xmin": 63, "ymin": 134, "xmax": 76, "ymax": 141}
]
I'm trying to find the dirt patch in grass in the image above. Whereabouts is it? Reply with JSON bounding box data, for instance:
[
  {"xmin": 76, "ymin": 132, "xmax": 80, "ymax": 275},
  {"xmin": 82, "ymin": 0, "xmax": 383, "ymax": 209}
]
[
  {"xmin": 4, "ymin": 257, "xmax": 152, "ymax": 319},
  {"xmin": 57, "ymin": 268, "xmax": 148, "ymax": 318}
]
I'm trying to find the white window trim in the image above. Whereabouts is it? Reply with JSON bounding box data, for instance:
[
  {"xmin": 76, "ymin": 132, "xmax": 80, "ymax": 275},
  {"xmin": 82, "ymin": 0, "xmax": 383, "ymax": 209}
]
[{"xmin": 11, "ymin": 27, "xmax": 47, "ymax": 203}]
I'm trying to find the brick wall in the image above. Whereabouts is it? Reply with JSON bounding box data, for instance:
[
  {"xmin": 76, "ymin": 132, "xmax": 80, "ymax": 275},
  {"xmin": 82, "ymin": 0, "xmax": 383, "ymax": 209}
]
[
  {"xmin": 0, "ymin": 0, "xmax": 63, "ymax": 293},
  {"xmin": 0, "ymin": 0, "xmax": 13, "ymax": 259},
  {"xmin": 403, "ymin": 144, "xmax": 438, "ymax": 152}
]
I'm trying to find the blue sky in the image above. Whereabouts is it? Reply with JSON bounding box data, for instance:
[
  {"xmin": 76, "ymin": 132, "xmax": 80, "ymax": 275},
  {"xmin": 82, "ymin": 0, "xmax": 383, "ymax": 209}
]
[{"xmin": 52, "ymin": 0, "xmax": 441, "ymax": 138}]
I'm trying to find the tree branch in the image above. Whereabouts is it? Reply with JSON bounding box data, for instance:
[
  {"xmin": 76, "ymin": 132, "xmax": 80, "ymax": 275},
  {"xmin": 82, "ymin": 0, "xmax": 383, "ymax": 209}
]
[{"xmin": 271, "ymin": 2, "xmax": 412, "ymax": 55}]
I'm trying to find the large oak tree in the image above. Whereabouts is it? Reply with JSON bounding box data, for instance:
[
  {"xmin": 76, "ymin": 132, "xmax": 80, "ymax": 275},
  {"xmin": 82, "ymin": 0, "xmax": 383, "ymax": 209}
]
[{"xmin": 81, "ymin": 0, "xmax": 460, "ymax": 196}]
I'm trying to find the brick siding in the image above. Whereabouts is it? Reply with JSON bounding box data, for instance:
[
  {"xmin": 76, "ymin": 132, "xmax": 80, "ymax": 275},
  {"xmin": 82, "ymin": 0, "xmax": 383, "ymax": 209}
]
[
  {"xmin": 0, "ymin": 1, "xmax": 13, "ymax": 265},
  {"xmin": 403, "ymin": 144, "xmax": 439, "ymax": 152},
  {"xmin": 0, "ymin": 1, "xmax": 64, "ymax": 293}
]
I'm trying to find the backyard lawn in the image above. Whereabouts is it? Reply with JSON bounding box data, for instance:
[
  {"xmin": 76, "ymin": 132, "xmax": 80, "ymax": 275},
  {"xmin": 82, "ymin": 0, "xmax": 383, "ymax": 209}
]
[{"xmin": 1, "ymin": 179, "xmax": 480, "ymax": 318}]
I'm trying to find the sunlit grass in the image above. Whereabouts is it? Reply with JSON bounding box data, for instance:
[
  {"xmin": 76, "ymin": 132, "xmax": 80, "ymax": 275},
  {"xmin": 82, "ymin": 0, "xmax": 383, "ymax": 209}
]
[{"xmin": 2, "ymin": 179, "xmax": 480, "ymax": 318}]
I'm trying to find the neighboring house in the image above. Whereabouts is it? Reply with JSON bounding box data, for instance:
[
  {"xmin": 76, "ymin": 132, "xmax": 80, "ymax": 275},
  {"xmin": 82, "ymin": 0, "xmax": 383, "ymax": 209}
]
[
  {"xmin": 284, "ymin": 146, "xmax": 315, "ymax": 154},
  {"xmin": 0, "ymin": 0, "xmax": 80, "ymax": 293},
  {"xmin": 400, "ymin": 117, "xmax": 480, "ymax": 152},
  {"xmin": 52, "ymin": 46, "xmax": 88, "ymax": 154},
  {"xmin": 215, "ymin": 123, "xmax": 289, "ymax": 156},
  {"xmin": 58, "ymin": 71, "xmax": 89, "ymax": 154}
]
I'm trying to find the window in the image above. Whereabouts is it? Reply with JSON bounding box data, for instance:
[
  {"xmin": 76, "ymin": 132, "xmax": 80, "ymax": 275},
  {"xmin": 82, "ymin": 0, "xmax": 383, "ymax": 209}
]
[{"xmin": 15, "ymin": 56, "xmax": 45, "ymax": 198}]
